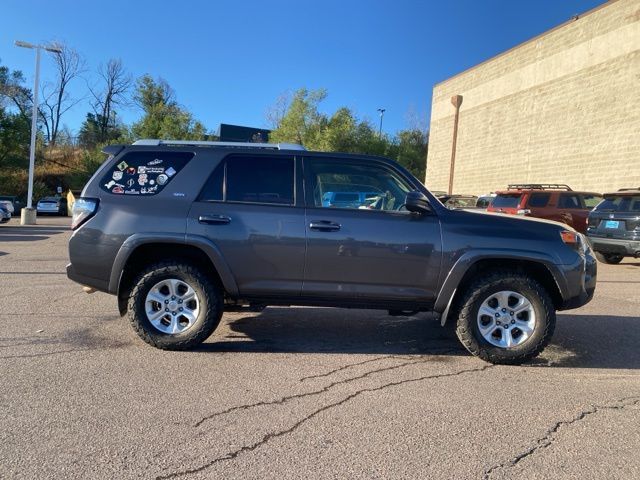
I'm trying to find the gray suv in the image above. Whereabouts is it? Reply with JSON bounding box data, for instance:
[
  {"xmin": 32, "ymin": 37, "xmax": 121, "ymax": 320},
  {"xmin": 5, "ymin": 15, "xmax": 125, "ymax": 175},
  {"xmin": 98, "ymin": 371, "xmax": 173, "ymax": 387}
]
[{"xmin": 67, "ymin": 140, "xmax": 597, "ymax": 364}]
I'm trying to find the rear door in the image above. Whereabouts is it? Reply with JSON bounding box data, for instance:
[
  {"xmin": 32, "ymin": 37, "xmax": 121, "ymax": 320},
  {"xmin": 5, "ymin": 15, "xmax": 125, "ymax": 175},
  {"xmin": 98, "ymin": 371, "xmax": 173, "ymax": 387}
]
[
  {"xmin": 556, "ymin": 193, "xmax": 586, "ymax": 232},
  {"xmin": 187, "ymin": 153, "xmax": 306, "ymax": 296},
  {"xmin": 302, "ymin": 156, "xmax": 441, "ymax": 305}
]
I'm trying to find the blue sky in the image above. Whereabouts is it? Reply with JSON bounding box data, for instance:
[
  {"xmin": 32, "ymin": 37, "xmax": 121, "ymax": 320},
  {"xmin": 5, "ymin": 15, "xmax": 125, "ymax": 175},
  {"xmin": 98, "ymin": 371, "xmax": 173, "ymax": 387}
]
[{"xmin": 1, "ymin": 0, "xmax": 603, "ymax": 136}]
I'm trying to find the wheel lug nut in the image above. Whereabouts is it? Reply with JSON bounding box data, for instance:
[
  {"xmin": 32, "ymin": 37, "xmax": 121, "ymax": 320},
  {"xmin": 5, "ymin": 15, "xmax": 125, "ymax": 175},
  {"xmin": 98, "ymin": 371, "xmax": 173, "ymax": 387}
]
[
  {"xmin": 178, "ymin": 300, "xmax": 183, "ymax": 304},
  {"xmin": 511, "ymin": 320, "xmax": 515, "ymax": 324},
  {"xmin": 165, "ymin": 300, "xmax": 169, "ymax": 304},
  {"xmin": 502, "ymin": 308, "xmax": 506, "ymax": 312},
  {"xmin": 179, "ymin": 307, "xmax": 183, "ymax": 311},
  {"xmin": 165, "ymin": 308, "xmax": 169, "ymax": 312},
  {"xmin": 171, "ymin": 296, "xmax": 176, "ymax": 300},
  {"xmin": 172, "ymin": 312, "xmax": 176, "ymax": 316},
  {"xmin": 496, "ymin": 321, "xmax": 501, "ymax": 325},
  {"xmin": 504, "ymin": 324, "xmax": 509, "ymax": 329},
  {"xmin": 510, "ymin": 311, "xmax": 514, "ymax": 316},
  {"xmin": 495, "ymin": 313, "xmax": 500, "ymax": 318}
]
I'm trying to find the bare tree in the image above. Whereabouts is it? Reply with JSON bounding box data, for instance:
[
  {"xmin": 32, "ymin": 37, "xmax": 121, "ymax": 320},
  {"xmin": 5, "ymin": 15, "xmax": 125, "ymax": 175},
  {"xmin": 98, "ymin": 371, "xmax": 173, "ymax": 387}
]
[
  {"xmin": 88, "ymin": 58, "xmax": 132, "ymax": 143},
  {"xmin": 39, "ymin": 43, "xmax": 85, "ymax": 146},
  {"xmin": 265, "ymin": 90, "xmax": 292, "ymax": 129}
]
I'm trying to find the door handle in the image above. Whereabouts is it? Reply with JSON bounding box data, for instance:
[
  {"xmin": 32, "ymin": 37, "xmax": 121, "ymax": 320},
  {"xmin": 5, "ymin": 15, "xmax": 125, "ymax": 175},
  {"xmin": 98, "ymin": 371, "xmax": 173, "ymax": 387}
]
[
  {"xmin": 199, "ymin": 214, "xmax": 231, "ymax": 225},
  {"xmin": 309, "ymin": 221, "xmax": 341, "ymax": 232}
]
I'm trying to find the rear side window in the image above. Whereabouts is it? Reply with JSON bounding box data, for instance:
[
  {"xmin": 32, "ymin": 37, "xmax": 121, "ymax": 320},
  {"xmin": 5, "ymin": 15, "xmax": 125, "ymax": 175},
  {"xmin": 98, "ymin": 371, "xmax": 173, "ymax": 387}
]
[
  {"xmin": 101, "ymin": 151, "xmax": 193, "ymax": 195},
  {"xmin": 582, "ymin": 194, "xmax": 603, "ymax": 209},
  {"xmin": 527, "ymin": 193, "xmax": 550, "ymax": 208},
  {"xmin": 491, "ymin": 194, "xmax": 521, "ymax": 208},
  {"xmin": 558, "ymin": 193, "xmax": 581, "ymax": 209},
  {"xmin": 199, "ymin": 155, "xmax": 294, "ymax": 205}
]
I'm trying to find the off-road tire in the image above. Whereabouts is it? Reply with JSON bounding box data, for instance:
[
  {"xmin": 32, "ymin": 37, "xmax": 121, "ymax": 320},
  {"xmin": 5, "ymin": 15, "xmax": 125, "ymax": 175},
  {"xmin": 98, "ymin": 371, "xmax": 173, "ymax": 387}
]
[
  {"xmin": 595, "ymin": 252, "xmax": 624, "ymax": 264},
  {"xmin": 451, "ymin": 270, "xmax": 556, "ymax": 365},
  {"xmin": 127, "ymin": 261, "xmax": 223, "ymax": 350}
]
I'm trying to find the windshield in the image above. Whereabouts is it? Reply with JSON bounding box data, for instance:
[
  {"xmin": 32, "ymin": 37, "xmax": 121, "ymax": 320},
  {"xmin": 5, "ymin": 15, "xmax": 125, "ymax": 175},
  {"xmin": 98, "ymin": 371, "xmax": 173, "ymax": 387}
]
[
  {"xmin": 491, "ymin": 194, "xmax": 521, "ymax": 209},
  {"xmin": 595, "ymin": 195, "xmax": 640, "ymax": 212}
]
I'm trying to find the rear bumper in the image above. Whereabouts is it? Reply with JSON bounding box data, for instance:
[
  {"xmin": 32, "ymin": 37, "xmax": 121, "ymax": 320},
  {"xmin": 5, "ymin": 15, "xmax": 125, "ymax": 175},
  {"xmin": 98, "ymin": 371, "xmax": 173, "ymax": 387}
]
[
  {"xmin": 66, "ymin": 263, "xmax": 110, "ymax": 293},
  {"xmin": 588, "ymin": 236, "xmax": 640, "ymax": 257}
]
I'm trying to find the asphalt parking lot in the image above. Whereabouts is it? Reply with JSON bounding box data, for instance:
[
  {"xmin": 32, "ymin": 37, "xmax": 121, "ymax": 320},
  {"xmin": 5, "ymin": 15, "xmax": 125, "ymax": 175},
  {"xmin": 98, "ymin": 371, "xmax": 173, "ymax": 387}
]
[{"xmin": 1, "ymin": 216, "xmax": 639, "ymax": 479}]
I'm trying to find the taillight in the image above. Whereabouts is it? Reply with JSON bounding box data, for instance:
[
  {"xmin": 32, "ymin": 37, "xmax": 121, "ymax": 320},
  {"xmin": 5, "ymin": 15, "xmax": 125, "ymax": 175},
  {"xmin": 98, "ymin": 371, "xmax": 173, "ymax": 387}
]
[{"xmin": 71, "ymin": 198, "xmax": 99, "ymax": 230}]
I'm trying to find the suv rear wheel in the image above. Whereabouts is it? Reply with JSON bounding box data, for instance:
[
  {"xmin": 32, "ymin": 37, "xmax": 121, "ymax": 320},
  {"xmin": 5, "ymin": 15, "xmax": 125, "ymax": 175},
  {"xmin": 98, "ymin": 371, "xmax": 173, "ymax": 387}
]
[
  {"xmin": 452, "ymin": 270, "xmax": 555, "ymax": 365},
  {"xmin": 595, "ymin": 252, "xmax": 624, "ymax": 264},
  {"xmin": 127, "ymin": 261, "xmax": 223, "ymax": 350}
]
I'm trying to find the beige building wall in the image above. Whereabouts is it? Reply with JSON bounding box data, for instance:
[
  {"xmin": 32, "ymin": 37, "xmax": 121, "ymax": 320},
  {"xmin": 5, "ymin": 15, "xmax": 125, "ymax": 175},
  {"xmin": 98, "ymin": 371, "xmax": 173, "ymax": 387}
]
[{"xmin": 425, "ymin": 0, "xmax": 640, "ymax": 196}]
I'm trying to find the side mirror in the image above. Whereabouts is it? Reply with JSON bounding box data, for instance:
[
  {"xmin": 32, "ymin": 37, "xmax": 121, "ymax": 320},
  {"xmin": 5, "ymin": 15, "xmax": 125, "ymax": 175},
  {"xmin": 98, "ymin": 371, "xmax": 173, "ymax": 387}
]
[{"xmin": 405, "ymin": 191, "xmax": 431, "ymax": 214}]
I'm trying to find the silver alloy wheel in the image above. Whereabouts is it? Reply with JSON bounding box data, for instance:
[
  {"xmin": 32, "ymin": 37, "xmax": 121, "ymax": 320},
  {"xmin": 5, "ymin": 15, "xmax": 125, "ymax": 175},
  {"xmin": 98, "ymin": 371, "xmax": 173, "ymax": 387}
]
[
  {"xmin": 145, "ymin": 279, "xmax": 200, "ymax": 335},
  {"xmin": 476, "ymin": 290, "xmax": 536, "ymax": 349}
]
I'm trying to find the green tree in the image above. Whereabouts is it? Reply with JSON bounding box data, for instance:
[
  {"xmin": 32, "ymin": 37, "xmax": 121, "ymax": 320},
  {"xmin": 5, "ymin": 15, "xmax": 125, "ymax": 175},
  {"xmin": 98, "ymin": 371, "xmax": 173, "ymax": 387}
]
[
  {"xmin": 268, "ymin": 88, "xmax": 428, "ymax": 179},
  {"xmin": 131, "ymin": 75, "xmax": 209, "ymax": 140}
]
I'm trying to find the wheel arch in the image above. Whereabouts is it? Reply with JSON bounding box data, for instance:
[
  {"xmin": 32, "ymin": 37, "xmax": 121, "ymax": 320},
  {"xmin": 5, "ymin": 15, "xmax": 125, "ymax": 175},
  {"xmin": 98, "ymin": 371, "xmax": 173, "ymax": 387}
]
[
  {"xmin": 111, "ymin": 234, "xmax": 238, "ymax": 316},
  {"xmin": 436, "ymin": 252, "xmax": 566, "ymax": 326}
]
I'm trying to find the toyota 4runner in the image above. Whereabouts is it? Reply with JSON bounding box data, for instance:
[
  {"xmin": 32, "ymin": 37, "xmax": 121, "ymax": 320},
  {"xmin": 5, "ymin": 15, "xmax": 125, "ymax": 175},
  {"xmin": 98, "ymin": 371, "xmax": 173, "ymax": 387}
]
[{"xmin": 67, "ymin": 140, "xmax": 597, "ymax": 364}]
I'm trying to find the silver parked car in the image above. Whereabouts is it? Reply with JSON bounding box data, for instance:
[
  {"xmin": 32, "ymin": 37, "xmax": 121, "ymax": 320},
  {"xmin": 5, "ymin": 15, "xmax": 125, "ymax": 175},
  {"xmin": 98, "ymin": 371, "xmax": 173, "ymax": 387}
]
[
  {"xmin": 37, "ymin": 197, "xmax": 67, "ymax": 216},
  {"xmin": 0, "ymin": 205, "xmax": 11, "ymax": 223}
]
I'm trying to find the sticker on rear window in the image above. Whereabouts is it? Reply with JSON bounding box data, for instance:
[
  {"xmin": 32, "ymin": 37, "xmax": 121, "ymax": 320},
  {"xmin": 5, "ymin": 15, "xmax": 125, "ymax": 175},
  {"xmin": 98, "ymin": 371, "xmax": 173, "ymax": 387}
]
[{"xmin": 101, "ymin": 151, "xmax": 194, "ymax": 196}]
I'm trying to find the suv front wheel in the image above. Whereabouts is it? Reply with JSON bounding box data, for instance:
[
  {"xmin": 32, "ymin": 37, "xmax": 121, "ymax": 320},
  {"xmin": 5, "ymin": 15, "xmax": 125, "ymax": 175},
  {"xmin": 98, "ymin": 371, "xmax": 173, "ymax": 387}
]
[
  {"xmin": 127, "ymin": 261, "xmax": 223, "ymax": 350},
  {"xmin": 452, "ymin": 270, "xmax": 555, "ymax": 365}
]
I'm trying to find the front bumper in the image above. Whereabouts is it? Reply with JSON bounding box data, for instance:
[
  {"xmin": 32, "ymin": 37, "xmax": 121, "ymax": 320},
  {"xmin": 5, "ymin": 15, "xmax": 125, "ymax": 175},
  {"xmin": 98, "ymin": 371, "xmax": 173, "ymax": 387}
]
[
  {"xmin": 558, "ymin": 247, "xmax": 597, "ymax": 310},
  {"xmin": 588, "ymin": 236, "xmax": 640, "ymax": 257}
]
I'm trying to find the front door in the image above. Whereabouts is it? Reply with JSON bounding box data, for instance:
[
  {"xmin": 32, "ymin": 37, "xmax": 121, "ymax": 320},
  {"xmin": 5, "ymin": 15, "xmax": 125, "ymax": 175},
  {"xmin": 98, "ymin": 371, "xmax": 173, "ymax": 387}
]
[{"xmin": 302, "ymin": 157, "xmax": 442, "ymax": 305}]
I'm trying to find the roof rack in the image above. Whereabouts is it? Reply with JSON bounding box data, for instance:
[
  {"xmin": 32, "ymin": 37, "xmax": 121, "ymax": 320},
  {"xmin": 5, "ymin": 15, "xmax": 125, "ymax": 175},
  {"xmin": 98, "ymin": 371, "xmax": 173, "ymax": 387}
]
[
  {"xmin": 132, "ymin": 139, "xmax": 306, "ymax": 151},
  {"xmin": 618, "ymin": 187, "xmax": 640, "ymax": 192},
  {"xmin": 507, "ymin": 184, "xmax": 572, "ymax": 191}
]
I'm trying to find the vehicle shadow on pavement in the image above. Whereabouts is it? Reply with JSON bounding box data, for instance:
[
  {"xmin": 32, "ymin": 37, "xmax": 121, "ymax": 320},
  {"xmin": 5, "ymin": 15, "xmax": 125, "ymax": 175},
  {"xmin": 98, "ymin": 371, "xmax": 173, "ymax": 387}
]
[
  {"xmin": 540, "ymin": 313, "xmax": 640, "ymax": 369},
  {"xmin": 200, "ymin": 309, "xmax": 640, "ymax": 369},
  {"xmin": 202, "ymin": 307, "xmax": 465, "ymax": 356},
  {"xmin": 0, "ymin": 225, "xmax": 69, "ymax": 243}
]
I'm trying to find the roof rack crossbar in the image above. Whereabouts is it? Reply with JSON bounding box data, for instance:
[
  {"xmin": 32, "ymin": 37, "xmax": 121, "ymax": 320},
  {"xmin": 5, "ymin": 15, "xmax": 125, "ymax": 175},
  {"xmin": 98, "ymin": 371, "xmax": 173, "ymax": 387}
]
[
  {"xmin": 507, "ymin": 183, "xmax": 572, "ymax": 191},
  {"xmin": 132, "ymin": 139, "xmax": 306, "ymax": 151}
]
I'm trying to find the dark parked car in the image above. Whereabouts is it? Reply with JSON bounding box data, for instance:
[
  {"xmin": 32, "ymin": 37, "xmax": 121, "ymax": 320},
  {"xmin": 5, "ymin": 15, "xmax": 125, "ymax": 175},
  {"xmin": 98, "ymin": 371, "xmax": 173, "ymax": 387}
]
[
  {"xmin": 67, "ymin": 140, "xmax": 596, "ymax": 364},
  {"xmin": 487, "ymin": 184, "xmax": 602, "ymax": 233},
  {"xmin": 586, "ymin": 188, "xmax": 640, "ymax": 264}
]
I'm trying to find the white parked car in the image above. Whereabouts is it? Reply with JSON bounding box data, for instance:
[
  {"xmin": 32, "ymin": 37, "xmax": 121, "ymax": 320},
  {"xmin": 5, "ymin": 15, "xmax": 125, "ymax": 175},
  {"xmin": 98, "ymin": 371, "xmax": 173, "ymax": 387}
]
[
  {"xmin": 0, "ymin": 200, "xmax": 14, "ymax": 214},
  {"xmin": 36, "ymin": 197, "xmax": 67, "ymax": 216}
]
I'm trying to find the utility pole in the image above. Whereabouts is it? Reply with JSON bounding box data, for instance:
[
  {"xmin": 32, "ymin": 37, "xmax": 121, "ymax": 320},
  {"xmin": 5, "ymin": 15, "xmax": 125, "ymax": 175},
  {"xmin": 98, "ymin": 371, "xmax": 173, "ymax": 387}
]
[
  {"xmin": 448, "ymin": 95, "xmax": 463, "ymax": 195},
  {"xmin": 377, "ymin": 108, "xmax": 386, "ymax": 137},
  {"xmin": 15, "ymin": 40, "xmax": 63, "ymax": 225}
]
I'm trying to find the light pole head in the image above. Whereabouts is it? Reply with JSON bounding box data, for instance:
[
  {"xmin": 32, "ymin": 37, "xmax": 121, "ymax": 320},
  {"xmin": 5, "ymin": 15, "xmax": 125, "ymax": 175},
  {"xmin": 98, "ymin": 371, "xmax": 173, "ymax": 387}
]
[
  {"xmin": 45, "ymin": 45, "xmax": 63, "ymax": 54},
  {"xmin": 15, "ymin": 40, "xmax": 36, "ymax": 49},
  {"xmin": 377, "ymin": 108, "xmax": 386, "ymax": 116}
]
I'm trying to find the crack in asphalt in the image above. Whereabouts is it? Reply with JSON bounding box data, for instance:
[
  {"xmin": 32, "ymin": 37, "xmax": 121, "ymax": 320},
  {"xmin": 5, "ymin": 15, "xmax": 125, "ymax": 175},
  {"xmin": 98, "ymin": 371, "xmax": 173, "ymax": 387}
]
[
  {"xmin": 194, "ymin": 356, "xmax": 432, "ymax": 428},
  {"xmin": 160, "ymin": 363, "xmax": 493, "ymax": 479},
  {"xmin": 483, "ymin": 396, "xmax": 640, "ymax": 479},
  {"xmin": 298, "ymin": 355, "xmax": 399, "ymax": 382},
  {"xmin": 298, "ymin": 348, "xmax": 462, "ymax": 383}
]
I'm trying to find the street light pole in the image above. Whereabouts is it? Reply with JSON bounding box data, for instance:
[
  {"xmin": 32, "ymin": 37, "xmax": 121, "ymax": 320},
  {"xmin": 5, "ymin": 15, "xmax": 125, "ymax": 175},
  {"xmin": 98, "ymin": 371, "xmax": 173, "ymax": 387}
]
[
  {"xmin": 14, "ymin": 40, "xmax": 62, "ymax": 225},
  {"xmin": 377, "ymin": 108, "xmax": 385, "ymax": 137}
]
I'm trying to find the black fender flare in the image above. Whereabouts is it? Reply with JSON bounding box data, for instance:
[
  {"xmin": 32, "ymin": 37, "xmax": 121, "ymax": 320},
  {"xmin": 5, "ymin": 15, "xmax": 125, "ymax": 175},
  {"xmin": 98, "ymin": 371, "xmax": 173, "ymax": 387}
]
[
  {"xmin": 108, "ymin": 233, "xmax": 239, "ymax": 297},
  {"xmin": 434, "ymin": 249, "xmax": 568, "ymax": 325}
]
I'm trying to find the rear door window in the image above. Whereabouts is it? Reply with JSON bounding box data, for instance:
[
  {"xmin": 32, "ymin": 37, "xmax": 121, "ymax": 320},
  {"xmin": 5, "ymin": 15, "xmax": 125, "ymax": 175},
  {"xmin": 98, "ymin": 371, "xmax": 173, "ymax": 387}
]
[
  {"xmin": 527, "ymin": 193, "xmax": 550, "ymax": 208},
  {"xmin": 558, "ymin": 193, "xmax": 581, "ymax": 209},
  {"xmin": 199, "ymin": 155, "xmax": 295, "ymax": 205},
  {"xmin": 101, "ymin": 151, "xmax": 193, "ymax": 195}
]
